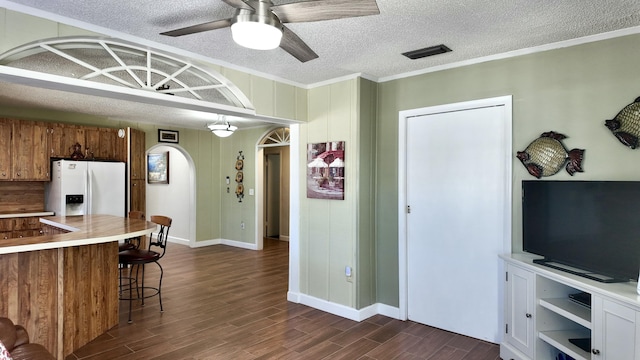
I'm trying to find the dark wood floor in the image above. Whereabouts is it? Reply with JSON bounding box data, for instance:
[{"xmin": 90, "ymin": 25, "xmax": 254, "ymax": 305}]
[{"xmin": 67, "ymin": 239, "xmax": 500, "ymax": 360}]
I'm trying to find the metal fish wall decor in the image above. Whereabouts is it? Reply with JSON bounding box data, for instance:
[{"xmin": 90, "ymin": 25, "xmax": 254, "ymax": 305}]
[
  {"xmin": 605, "ymin": 96, "xmax": 640, "ymax": 149},
  {"xmin": 517, "ymin": 131, "xmax": 584, "ymax": 178}
]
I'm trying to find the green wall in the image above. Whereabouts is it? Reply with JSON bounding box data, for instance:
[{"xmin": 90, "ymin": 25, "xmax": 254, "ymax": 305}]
[
  {"xmin": 375, "ymin": 33, "xmax": 640, "ymax": 307},
  {"xmin": 0, "ymin": 7, "xmax": 307, "ymax": 245},
  {"xmin": 5, "ymin": 5, "xmax": 640, "ymax": 313},
  {"xmin": 299, "ymin": 79, "xmax": 358, "ymax": 307}
]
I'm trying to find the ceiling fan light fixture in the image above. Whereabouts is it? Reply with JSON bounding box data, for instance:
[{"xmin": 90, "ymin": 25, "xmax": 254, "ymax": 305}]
[{"xmin": 231, "ymin": 21, "xmax": 283, "ymax": 50}]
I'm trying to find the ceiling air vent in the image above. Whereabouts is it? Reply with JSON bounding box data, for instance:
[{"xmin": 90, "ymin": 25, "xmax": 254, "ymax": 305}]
[{"xmin": 402, "ymin": 44, "xmax": 452, "ymax": 60}]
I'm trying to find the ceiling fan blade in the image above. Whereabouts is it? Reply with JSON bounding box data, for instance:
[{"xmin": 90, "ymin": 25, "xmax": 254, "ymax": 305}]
[
  {"xmin": 160, "ymin": 19, "xmax": 232, "ymax": 37},
  {"xmin": 279, "ymin": 26, "xmax": 318, "ymax": 63},
  {"xmin": 220, "ymin": 0, "xmax": 255, "ymax": 11},
  {"xmin": 272, "ymin": 0, "xmax": 380, "ymax": 23}
]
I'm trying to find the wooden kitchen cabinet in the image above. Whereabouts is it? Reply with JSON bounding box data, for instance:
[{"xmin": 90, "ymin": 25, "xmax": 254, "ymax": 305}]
[
  {"xmin": 49, "ymin": 123, "xmax": 86, "ymax": 158},
  {"xmin": 0, "ymin": 218, "xmax": 12, "ymax": 239},
  {"xmin": 0, "ymin": 120, "xmax": 11, "ymax": 180},
  {"xmin": 85, "ymin": 127, "xmax": 126, "ymax": 161},
  {"xmin": 129, "ymin": 128, "xmax": 146, "ymax": 180},
  {"xmin": 128, "ymin": 128, "xmax": 146, "ymax": 214},
  {"xmin": 130, "ymin": 179, "xmax": 146, "ymax": 214},
  {"xmin": 12, "ymin": 216, "xmax": 43, "ymax": 238},
  {"xmin": 11, "ymin": 119, "xmax": 50, "ymax": 181}
]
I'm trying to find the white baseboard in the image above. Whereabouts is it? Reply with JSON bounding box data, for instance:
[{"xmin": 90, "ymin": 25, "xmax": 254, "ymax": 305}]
[
  {"xmin": 189, "ymin": 238, "xmax": 257, "ymax": 250},
  {"xmin": 181, "ymin": 243, "xmax": 401, "ymax": 322},
  {"xmin": 221, "ymin": 238, "xmax": 258, "ymax": 250},
  {"xmin": 287, "ymin": 291, "xmax": 401, "ymax": 322},
  {"xmin": 188, "ymin": 239, "xmax": 220, "ymax": 248},
  {"xmin": 167, "ymin": 236, "xmax": 189, "ymax": 247}
]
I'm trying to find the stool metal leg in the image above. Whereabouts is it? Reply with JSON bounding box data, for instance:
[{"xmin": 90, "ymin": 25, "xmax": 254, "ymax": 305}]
[
  {"xmin": 158, "ymin": 262, "xmax": 164, "ymax": 312},
  {"xmin": 128, "ymin": 266, "xmax": 133, "ymax": 323}
]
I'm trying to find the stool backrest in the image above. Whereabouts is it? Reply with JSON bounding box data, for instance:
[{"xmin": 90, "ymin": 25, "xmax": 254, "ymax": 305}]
[{"xmin": 149, "ymin": 215, "xmax": 172, "ymax": 257}]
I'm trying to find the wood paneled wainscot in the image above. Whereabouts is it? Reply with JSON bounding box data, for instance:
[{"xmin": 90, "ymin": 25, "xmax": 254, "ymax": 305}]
[{"xmin": 0, "ymin": 215, "xmax": 156, "ymax": 359}]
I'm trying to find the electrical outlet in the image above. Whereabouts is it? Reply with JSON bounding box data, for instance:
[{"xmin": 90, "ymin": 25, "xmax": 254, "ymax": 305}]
[
  {"xmin": 240, "ymin": 222, "xmax": 245, "ymax": 230},
  {"xmin": 345, "ymin": 266, "xmax": 353, "ymax": 283}
]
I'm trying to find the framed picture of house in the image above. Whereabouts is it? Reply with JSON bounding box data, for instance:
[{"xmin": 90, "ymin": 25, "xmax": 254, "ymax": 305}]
[
  {"xmin": 158, "ymin": 129, "xmax": 179, "ymax": 143},
  {"xmin": 307, "ymin": 141, "xmax": 345, "ymax": 200},
  {"xmin": 147, "ymin": 152, "xmax": 169, "ymax": 184}
]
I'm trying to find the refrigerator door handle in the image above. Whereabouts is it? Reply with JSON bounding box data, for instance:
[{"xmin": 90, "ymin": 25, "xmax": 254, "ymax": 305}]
[{"xmin": 86, "ymin": 167, "xmax": 91, "ymax": 215}]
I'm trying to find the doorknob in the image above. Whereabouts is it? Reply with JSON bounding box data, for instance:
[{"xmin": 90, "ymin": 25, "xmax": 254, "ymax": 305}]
[{"xmin": 525, "ymin": 313, "xmax": 532, "ymax": 318}]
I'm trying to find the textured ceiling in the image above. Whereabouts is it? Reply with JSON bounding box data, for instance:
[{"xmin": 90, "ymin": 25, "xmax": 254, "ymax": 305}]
[
  {"xmin": 1, "ymin": 0, "xmax": 640, "ymax": 129},
  {"xmin": 5, "ymin": 0, "xmax": 640, "ymax": 85}
]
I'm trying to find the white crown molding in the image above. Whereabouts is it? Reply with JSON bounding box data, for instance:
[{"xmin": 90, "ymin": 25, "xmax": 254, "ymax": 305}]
[{"xmin": 378, "ymin": 24, "xmax": 640, "ymax": 83}]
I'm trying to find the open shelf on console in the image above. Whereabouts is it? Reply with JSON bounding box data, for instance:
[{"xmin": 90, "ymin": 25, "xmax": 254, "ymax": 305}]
[
  {"xmin": 539, "ymin": 297, "xmax": 591, "ymax": 329},
  {"xmin": 539, "ymin": 329, "xmax": 590, "ymax": 360}
]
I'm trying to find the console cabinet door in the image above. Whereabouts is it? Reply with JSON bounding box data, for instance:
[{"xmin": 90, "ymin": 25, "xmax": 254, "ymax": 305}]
[
  {"xmin": 505, "ymin": 264, "xmax": 535, "ymax": 359},
  {"xmin": 592, "ymin": 297, "xmax": 640, "ymax": 359}
]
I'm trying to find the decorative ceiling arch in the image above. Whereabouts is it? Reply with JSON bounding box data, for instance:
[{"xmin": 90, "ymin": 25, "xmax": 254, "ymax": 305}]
[{"xmin": 0, "ymin": 36, "xmax": 254, "ymax": 110}]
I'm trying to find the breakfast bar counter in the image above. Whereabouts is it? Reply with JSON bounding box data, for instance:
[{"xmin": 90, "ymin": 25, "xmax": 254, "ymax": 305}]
[
  {"xmin": 0, "ymin": 215, "xmax": 157, "ymax": 359},
  {"xmin": 0, "ymin": 215, "xmax": 155, "ymax": 254}
]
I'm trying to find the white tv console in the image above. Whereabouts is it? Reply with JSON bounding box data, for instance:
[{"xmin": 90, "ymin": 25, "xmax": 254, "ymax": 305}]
[{"xmin": 500, "ymin": 253, "xmax": 640, "ymax": 360}]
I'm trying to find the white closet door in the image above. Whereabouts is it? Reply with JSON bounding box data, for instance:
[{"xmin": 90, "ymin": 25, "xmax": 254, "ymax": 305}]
[{"xmin": 406, "ymin": 104, "xmax": 508, "ymax": 342}]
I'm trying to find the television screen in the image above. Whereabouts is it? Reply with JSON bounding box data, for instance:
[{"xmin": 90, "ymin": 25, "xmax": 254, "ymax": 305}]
[{"xmin": 522, "ymin": 180, "xmax": 640, "ymax": 282}]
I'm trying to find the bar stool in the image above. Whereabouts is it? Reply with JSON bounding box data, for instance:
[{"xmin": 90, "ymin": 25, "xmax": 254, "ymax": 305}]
[
  {"xmin": 118, "ymin": 215, "xmax": 172, "ymax": 323},
  {"xmin": 118, "ymin": 211, "xmax": 146, "ymax": 299},
  {"xmin": 119, "ymin": 211, "xmax": 145, "ymax": 251}
]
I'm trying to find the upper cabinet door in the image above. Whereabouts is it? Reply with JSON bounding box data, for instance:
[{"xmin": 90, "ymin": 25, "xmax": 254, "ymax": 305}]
[
  {"xmin": 49, "ymin": 123, "xmax": 86, "ymax": 159},
  {"xmin": 12, "ymin": 120, "xmax": 50, "ymax": 181},
  {"xmin": 85, "ymin": 127, "xmax": 126, "ymax": 161},
  {"xmin": 0, "ymin": 120, "xmax": 11, "ymax": 180}
]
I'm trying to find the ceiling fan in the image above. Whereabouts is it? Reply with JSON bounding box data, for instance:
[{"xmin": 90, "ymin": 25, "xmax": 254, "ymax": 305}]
[{"xmin": 160, "ymin": 0, "xmax": 380, "ymax": 63}]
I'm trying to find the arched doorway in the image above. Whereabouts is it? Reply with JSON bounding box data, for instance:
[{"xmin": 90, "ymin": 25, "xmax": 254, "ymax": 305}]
[
  {"xmin": 146, "ymin": 144, "xmax": 197, "ymax": 247},
  {"xmin": 255, "ymin": 127, "xmax": 290, "ymax": 250}
]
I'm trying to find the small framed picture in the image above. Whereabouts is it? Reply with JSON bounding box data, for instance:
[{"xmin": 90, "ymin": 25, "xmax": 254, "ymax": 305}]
[
  {"xmin": 158, "ymin": 129, "xmax": 179, "ymax": 143},
  {"xmin": 148, "ymin": 152, "xmax": 169, "ymax": 184}
]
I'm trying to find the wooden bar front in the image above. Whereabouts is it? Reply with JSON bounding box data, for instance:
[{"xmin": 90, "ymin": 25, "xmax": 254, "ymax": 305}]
[{"xmin": 0, "ymin": 215, "xmax": 156, "ymax": 359}]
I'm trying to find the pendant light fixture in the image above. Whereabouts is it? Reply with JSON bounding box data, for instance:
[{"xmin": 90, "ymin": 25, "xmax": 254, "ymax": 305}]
[{"xmin": 208, "ymin": 116, "xmax": 238, "ymax": 138}]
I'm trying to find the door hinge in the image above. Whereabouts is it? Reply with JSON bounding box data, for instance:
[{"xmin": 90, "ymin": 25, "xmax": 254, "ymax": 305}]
[
  {"xmin": 506, "ymin": 272, "xmax": 508, "ymax": 282},
  {"xmin": 407, "ymin": 205, "xmax": 411, "ymax": 214},
  {"xmin": 505, "ymin": 323, "xmax": 508, "ymax": 334}
]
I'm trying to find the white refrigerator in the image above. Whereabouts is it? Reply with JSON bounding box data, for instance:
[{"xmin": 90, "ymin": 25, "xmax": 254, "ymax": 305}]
[{"xmin": 45, "ymin": 160, "xmax": 126, "ymax": 217}]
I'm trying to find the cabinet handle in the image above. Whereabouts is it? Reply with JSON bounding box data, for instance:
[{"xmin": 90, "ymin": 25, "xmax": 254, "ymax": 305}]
[
  {"xmin": 592, "ymin": 349, "xmax": 600, "ymax": 355},
  {"xmin": 525, "ymin": 313, "xmax": 532, "ymax": 318}
]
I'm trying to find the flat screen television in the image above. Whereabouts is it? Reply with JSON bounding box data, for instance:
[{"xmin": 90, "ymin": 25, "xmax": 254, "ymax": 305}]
[{"xmin": 522, "ymin": 180, "xmax": 640, "ymax": 283}]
